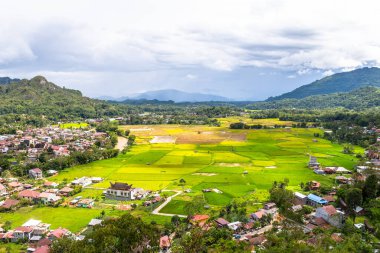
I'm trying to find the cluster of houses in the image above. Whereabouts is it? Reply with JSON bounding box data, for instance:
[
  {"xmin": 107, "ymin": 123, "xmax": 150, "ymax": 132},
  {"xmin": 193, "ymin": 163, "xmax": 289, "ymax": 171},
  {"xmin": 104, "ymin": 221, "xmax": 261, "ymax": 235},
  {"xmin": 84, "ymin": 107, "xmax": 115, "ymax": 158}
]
[
  {"xmin": 0, "ymin": 126, "xmax": 108, "ymax": 163},
  {"xmin": 0, "ymin": 219, "xmax": 73, "ymax": 253}
]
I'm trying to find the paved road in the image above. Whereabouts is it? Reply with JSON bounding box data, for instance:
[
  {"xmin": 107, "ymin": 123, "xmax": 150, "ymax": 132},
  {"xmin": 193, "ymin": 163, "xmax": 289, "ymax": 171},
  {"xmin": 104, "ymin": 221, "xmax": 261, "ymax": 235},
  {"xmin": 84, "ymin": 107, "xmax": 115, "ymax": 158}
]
[
  {"xmin": 241, "ymin": 224, "xmax": 273, "ymax": 238},
  {"xmin": 152, "ymin": 190, "xmax": 187, "ymax": 218}
]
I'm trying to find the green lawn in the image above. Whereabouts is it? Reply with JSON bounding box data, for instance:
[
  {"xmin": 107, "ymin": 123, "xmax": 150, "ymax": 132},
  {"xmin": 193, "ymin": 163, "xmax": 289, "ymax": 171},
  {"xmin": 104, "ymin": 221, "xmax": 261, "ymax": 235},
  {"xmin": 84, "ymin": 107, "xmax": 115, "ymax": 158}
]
[{"xmin": 59, "ymin": 122, "xmax": 89, "ymax": 129}]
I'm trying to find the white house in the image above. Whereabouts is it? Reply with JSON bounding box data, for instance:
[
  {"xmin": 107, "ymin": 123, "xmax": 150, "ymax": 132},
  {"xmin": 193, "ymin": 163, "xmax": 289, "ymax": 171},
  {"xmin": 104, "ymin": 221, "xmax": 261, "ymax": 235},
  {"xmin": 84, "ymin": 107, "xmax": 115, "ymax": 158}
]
[{"xmin": 105, "ymin": 182, "xmax": 138, "ymax": 201}]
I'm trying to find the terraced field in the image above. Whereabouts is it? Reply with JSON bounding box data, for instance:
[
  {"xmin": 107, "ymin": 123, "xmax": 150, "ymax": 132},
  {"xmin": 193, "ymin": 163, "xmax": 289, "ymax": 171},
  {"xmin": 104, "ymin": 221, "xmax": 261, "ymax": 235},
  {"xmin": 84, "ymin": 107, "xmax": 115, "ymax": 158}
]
[{"xmin": 2, "ymin": 118, "xmax": 363, "ymax": 231}]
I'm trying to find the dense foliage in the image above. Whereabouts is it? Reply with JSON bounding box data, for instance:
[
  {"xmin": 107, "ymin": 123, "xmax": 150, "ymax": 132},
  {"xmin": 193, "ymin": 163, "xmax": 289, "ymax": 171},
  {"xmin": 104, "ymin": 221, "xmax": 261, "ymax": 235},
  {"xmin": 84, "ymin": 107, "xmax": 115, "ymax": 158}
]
[
  {"xmin": 250, "ymin": 86, "xmax": 380, "ymax": 110},
  {"xmin": 51, "ymin": 214, "xmax": 160, "ymax": 253},
  {"xmin": 268, "ymin": 67, "xmax": 380, "ymax": 100}
]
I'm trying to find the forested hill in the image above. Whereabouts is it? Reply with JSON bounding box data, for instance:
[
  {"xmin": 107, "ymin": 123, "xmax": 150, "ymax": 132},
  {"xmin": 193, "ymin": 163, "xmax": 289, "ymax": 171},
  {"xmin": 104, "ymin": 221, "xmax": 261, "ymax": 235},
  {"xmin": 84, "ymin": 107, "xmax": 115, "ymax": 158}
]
[
  {"xmin": 0, "ymin": 77, "xmax": 21, "ymax": 85},
  {"xmin": 249, "ymin": 86, "xmax": 380, "ymax": 110},
  {"xmin": 268, "ymin": 67, "xmax": 380, "ymax": 100},
  {"xmin": 0, "ymin": 76, "xmax": 121, "ymax": 119}
]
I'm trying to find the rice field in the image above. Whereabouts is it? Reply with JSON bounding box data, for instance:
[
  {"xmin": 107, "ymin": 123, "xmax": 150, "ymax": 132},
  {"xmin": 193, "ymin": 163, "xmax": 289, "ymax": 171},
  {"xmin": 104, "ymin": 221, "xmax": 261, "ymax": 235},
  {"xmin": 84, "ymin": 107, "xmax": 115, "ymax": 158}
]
[{"xmin": 3, "ymin": 118, "xmax": 363, "ymax": 231}]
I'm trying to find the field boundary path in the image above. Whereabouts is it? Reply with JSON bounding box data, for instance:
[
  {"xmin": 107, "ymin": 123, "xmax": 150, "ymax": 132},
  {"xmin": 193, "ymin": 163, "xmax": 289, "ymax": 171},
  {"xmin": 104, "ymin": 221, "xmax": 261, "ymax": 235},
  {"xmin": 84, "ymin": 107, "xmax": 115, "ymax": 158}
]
[
  {"xmin": 116, "ymin": 136, "xmax": 128, "ymax": 150},
  {"xmin": 152, "ymin": 190, "xmax": 187, "ymax": 218}
]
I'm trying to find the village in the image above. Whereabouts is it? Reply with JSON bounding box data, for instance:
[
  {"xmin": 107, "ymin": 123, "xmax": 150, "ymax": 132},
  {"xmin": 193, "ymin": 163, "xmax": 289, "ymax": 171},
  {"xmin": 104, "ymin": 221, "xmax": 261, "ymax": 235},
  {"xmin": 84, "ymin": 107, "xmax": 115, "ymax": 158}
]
[
  {"xmin": 0, "ymin": 125, "xmax": 109, "ymax": 164},
  {"xmin": 0, "ymin": 122, "xmax": 379, "ymax": 252},
  {"xmin": 0, "ymin": 148, "xmax": 379, "ymax": 252}
]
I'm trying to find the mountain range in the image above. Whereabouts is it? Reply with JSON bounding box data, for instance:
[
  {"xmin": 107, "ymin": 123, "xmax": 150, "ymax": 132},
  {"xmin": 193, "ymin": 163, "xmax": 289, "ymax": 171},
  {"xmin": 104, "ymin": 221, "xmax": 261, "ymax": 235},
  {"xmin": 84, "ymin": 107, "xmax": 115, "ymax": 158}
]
[
  {"xmin": 268, "ymin": 67, "xmax": 380, "ymax": 101},
  {"xmin": 100, "ymin": 89, "xmax": 231, "ymax": 102}
]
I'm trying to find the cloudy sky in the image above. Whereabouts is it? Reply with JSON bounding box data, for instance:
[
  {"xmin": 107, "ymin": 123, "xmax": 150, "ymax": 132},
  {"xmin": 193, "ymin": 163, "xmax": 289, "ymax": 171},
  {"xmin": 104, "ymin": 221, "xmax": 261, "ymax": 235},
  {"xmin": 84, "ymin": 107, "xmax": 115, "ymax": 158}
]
[{"xmin": 0, "ymin": 0, "xmax": 380, "ymax": 100}]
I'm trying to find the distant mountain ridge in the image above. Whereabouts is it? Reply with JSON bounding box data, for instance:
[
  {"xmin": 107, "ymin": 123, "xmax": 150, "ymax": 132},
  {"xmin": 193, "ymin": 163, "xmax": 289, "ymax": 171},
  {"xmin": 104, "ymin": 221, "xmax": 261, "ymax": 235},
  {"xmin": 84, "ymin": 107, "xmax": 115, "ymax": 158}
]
[
  {"xmin": 102, "ymin": 89, "xmax": 231, "ymax": 102},
  {"xmin": 268, "ymin": 67, "xmax": 380, "ymax": 101},
  {"xmin": 251, "ymin": 86, "xmax": 380, "ymax": 110},
  {"xmin": 0, "ymin": 77, "xmax": 21, "ymax": 85}
]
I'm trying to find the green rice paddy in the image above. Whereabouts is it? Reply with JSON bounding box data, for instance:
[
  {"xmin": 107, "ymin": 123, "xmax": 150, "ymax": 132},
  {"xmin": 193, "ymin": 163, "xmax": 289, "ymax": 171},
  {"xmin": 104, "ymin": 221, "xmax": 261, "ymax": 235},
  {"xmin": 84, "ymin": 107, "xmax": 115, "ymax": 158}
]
[{"xmin": 2, "ymin": 118, "xmax": 363, "ymax": 232}]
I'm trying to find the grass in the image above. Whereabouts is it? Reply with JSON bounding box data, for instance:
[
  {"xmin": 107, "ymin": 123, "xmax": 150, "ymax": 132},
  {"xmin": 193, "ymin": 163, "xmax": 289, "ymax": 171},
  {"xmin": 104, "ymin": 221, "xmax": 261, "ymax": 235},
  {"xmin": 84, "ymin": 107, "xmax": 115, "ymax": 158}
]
[
  {"xmin": 0, "ymin": 206, "xmax": 121, "ymax": 232},
  {"xmin": 159, "ymin": 200, "xmax": 189, "ymax": 215},
  {"xmin": 5, "ymin": 117, "xmax": 364, "ymax": 233},
  {"xmin": 59, "ymin": 122, "xmax": 89, "ymax": 129}
]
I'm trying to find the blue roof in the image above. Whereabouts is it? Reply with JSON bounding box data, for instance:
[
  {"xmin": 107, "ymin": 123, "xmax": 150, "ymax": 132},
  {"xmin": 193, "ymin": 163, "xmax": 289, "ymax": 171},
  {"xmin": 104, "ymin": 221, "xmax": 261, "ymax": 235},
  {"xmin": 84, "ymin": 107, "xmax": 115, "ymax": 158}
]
[{"xmin": 307, "ymin": 194, "xmax": 328, "ymax": 204}]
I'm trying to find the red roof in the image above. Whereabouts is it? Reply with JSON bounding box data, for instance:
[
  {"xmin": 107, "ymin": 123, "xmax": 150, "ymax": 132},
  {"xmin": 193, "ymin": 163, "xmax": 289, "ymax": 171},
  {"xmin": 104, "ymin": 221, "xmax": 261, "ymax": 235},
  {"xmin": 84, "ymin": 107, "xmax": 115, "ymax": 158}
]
[
  {"xmin": 192, "ymin": 214, "xmax": 210, "ymax": 222},
  {"xmin": 8, "ymin": 182, "xmax": 22, "ymax": 188},
  {"xmin": 160, "ymin": 235, "xmax": 171, "ymax": 248},
  {"xmin": 253, "ymin": 210, "xmax": 265, "ymax": 219},
  {"xmin": 37, "ymin": 238, "xmax": 52, "ymax": 247},
  {"xmin": 215, "ymin": 218, "xmax": 229, "ymax": 226},
  {"xmin": 1, "ymin": 199, "xmax": 19, "ymax": 209},
  {"xmin": 322, "ymin": 205, "xmax": 337, "ymax": 215},
  {"xmin": 18, "ymin": 190, "xmax": 40, "ymax": 198},
  {"xmin": 50, "ymin": 228, "xmax": 69, "ymax": 238},
  {"xmin": 59, "ymin": 187, "xmax": 73, "ymax": 193},
  {"xmin": 34, "ymin": 245, "xmax": 50, "ymax": 253},
  {"xmin": 14, "ymin": 226, "xmax": 33, "ymax": 233},
  {"xmin": 31, "ymin": 168, "xmax": 42, "ymax": 173},
  {"xmin": 323, "ymin": 195, "xmax": 335, "ymax": 202}
]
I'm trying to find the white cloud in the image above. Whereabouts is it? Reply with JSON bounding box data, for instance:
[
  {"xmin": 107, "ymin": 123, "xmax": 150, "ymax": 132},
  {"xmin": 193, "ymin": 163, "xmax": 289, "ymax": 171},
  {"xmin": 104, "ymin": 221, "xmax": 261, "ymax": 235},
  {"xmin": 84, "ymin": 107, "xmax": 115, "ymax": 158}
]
[
  {"xmin": 185, "ymin": 74, "xmax": 197, "ymax": 80},
  {"xmin": 1, "ymin": 0, "xmax": 380, "ymax": 99},
  {"xmin": 322, "ymin": 70, "xmax": 334, "ymax": 77}
]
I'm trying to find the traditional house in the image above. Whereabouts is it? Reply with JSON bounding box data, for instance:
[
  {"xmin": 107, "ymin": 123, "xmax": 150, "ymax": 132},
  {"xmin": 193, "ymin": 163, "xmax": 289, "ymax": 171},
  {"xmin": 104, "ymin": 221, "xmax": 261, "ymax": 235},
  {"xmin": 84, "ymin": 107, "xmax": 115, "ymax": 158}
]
[
  {"xmin": 58, "ymin": 187, "xmax": 74, "ymax": 196},
  {"xmin": 215, "ymin": 218, "xmax": 229, "ymax": 228},
  {"xmin": 29, "ymin": 168, "xmax": 43, "ymax": 179},
  {"xmin": 251, "ymin": 209, "xmax": 266, "ymax": 221},
  {"xmin": 190, "ymin": 214, "xmax": 210, "ymax": 227},
  {"xmin": 105, "ymin": 182, "xmax": 138, "ymax": 201},
  {"xmin": 0, "ymin": 199, "xmax": 19, "ymax": 210},
  {"xmin": 48, "ymin": 228, "xmax": 70, "ymax": 240},
  {"xmin": 18, "ymin": 190, "xmax": 40, "ymax": 202},
  {"xmin": 13, "ymin": 226, "xmax": 34, "ymax": 240},
  {"xmin": 315, "ymin": 205, "xmax": 345, "ymax": 228}
]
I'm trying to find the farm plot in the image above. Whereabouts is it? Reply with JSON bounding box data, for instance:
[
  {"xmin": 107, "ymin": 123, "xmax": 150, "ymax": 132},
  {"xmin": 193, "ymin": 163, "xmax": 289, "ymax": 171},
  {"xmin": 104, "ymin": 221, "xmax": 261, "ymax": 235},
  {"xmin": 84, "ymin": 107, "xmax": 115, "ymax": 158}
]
[{"xmin": 24, "ymin": 120, "xmax": 362, "ymax": 232}]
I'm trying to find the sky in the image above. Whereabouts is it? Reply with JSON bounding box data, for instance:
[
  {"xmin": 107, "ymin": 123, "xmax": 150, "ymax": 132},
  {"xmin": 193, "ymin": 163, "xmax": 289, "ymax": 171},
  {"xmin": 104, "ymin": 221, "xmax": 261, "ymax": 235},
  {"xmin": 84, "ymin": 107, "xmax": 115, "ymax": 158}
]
[{"xmin": 0, "ymin": 0, "xmax": 380, "ymax": 100}]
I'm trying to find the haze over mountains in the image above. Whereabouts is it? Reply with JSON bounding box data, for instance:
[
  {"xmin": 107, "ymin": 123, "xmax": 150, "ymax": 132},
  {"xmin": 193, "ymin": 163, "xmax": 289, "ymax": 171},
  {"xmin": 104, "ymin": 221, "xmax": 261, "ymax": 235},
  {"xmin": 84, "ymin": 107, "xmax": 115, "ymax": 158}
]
[
  {"xmin": 100, "ymin": 89, "xmax": 231, "ymax": 103},
  {"xmin": 2, "ymin": 67, "xmax": 380, "ymax": 107}
]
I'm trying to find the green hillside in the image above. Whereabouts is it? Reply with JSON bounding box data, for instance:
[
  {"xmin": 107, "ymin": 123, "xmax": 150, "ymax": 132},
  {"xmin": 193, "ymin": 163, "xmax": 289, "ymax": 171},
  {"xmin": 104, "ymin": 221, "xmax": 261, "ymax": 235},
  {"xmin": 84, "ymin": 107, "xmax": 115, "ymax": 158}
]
[
  {"xmin": 269, "ymin": 67, "xmax": 380, "ymax": 100},
  {"xmin": 250, "ymin": 86, "xmax": 380, "ymax": 110},
  {"xmin": 0, "ymin": 76, "xmax": 121, "ymax": 119}
]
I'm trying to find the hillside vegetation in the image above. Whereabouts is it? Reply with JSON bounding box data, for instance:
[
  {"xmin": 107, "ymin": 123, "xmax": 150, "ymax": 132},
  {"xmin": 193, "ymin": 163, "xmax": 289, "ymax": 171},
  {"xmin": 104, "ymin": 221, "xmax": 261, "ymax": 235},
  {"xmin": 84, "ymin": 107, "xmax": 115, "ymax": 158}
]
[
  {"xmin": 269, "ymin": 67, "xmax": 380, "ymax": 100},
  {"xmin": 0, "ymin": 76, "xmax": 122, "ymax": 119},
  {"xmin": 250, "ymin": 86, "xmax": 380, "ymax": 110}
]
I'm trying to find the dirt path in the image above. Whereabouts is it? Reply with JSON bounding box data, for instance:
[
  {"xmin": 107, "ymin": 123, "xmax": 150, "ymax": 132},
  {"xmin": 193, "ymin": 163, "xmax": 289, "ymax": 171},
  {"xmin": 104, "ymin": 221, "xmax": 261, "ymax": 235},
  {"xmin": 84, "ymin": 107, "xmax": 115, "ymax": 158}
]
[
  {"xmin": 116, "ymin": 136, "xmax": 128, "ymax": 150},
  {"xmin": 152, "ymin": 190, "xmax": 187, "ymax": 218}
]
